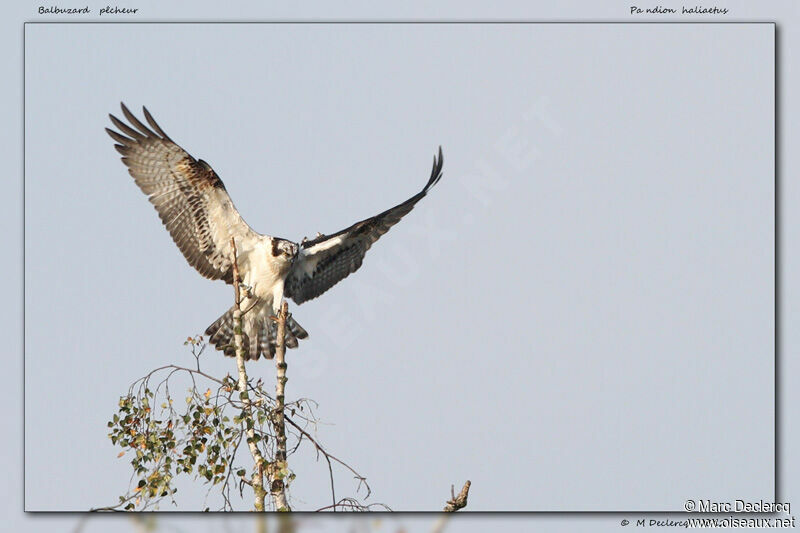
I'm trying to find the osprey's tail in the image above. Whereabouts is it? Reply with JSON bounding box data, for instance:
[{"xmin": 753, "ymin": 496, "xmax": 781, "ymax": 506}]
[{"xmin": 205, "ymin": 305, "xmax": 308, "ymax": 360}]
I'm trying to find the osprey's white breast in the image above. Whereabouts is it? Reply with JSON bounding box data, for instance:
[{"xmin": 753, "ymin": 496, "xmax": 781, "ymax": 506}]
[{"xmin": 238, "ymin": 236, "xmax": 290, "ymax": 312}]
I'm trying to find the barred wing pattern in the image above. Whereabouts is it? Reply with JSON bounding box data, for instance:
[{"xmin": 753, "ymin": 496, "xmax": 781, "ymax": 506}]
[
  {"xmin": 285, "ymin": 147, "xmax": 443, "ymax": 304},
  {"xmin": 106, "ymin": 104, "xmax": 258, "ymax": 283}
]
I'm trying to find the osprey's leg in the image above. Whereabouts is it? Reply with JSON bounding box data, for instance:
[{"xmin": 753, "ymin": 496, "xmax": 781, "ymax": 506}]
[
  {"xmin": 269, "ymin": 311, "xmax": 293, "ymax": 323},
  {"xmin": 268, "ymin": 300, "xmax": 286, "ymax": 323}
]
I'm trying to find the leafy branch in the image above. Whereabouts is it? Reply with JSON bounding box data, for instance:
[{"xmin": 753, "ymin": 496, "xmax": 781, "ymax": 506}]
[{"xmin": 99, "ymin": 243, "xmax": 376, "ymax": 512}]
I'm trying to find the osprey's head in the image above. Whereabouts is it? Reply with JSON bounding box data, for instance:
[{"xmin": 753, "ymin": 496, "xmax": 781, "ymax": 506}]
[{"xmin": 271, "ymin": 238, "xmax": 299, "ymax": 263}]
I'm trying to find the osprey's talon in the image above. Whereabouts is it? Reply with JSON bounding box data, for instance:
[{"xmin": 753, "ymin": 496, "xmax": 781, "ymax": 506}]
[{"xmin": 238, "ymin": 283, "xmax": 253, "ymax": 298}]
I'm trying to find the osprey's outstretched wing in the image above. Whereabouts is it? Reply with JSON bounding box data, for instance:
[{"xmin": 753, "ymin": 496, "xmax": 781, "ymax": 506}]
[
  {"xmin": 106, "ymin": 103, "xmax": 259, "ymax": 283},
  {"xmin": 285, "ymin": 147, "xmax": 444, "ymax": 305}
]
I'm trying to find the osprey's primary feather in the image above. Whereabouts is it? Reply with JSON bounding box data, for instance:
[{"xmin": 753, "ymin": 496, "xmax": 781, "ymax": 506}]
[{"xmin": 107, "ymin": 103, "xmax": 444, "ymax": 360}]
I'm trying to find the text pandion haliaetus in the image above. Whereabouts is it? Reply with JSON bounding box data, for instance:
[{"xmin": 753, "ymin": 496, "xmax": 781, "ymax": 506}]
[{"xmin": 107, "ymin": 104, "xmax": 444, "ymax": 360}]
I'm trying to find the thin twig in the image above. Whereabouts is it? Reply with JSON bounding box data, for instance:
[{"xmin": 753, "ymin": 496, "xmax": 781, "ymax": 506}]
[
  {"xmin": 314, "ymin": 499, "xmax": 392, "ymax": 512},
  {"xmin": 285, "ymin": 415, "xmax": 371, "ymax": 500}
]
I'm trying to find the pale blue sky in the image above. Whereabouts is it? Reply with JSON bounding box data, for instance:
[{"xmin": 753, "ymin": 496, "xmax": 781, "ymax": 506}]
[{"xmin": 5, "ymin": 1, "xmax": 796, "ymax": 532}]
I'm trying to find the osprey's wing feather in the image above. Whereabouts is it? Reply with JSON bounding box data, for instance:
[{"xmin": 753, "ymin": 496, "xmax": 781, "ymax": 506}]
[
  {"xmin": 106, "ymin": 103, "xmax": 258, "ymax": 283},
  {"xmin": 285, "ymin": 147, "xmax": 443, "ymax": 305}
]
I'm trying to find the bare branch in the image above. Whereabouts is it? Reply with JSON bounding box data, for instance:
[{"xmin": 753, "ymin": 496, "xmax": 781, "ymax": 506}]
[
  {"xmin": 269, "ymin": 301, "xmax": 291, "ymax": 511},
  {"xmin": 231, "ymin": 237, "xmax": 269, "ymax": 511},
  {"xmin": 428, "ymin": 481, "xmax": 472, "ymax": 533},
  {"xmin": 443, "ymin": 480, "xmax": 471, "ymax": 512}
]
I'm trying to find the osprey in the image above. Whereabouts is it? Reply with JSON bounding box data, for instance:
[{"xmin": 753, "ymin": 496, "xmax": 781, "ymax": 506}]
[{"xmin": 106, "ymin": 104, "xmax": 444, "ymax": 360}]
